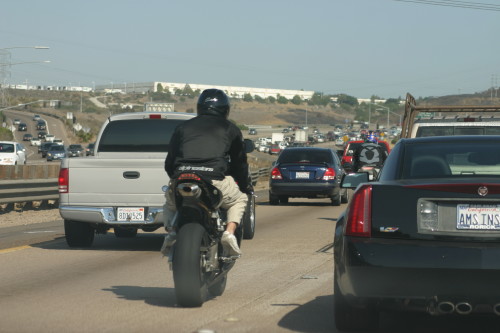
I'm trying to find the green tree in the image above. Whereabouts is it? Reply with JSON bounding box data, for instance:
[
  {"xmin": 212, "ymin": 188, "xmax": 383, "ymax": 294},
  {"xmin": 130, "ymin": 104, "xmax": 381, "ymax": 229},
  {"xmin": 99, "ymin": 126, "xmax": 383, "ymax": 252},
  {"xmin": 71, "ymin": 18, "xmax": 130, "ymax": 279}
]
[
  {"xmin": 156, "ymin": 83, "xmax": 164, "ymax": 93},
  {"xmin": 243, "ymin": 93, "xmax": 253, "ymax": 102},
  {"xmin": 277, "ymin": 94, "xmax": 288, "ymax": 104},
  {"xmin": 254, "ymin": 95, "xmax": 265, "ymax": 103},
  {"xmin": 337, "ymin": 94, "xmax": 359, "ymax": 106},
  {"xmin": 291, "ymin": 95, "xmax": 302, "ymax": 105},
  {"xmin": 267, "ymin": 96, "xmax": 276, "ymax": 104}
]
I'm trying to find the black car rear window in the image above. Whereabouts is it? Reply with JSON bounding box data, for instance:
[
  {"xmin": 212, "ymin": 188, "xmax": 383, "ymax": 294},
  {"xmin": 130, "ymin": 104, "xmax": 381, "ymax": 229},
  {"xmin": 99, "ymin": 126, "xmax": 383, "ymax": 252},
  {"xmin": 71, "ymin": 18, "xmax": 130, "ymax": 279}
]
[
  {"xmin": 98, "ymin": 119, "xmax": 184, "ymax": 153},
  {"xmin": 278, "ymin": 149, "xmax": 333, "ymax": 164},
  {"xmin": 402, "ymin": 141, "xmax": 500, "ymax": 179}
]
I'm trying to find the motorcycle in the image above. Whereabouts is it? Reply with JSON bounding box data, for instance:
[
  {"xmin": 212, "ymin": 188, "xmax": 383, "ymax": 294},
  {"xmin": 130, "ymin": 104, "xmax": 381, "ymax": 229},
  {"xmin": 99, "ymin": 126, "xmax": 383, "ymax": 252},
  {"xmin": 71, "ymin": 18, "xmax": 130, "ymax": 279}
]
[
  {"xmin": 358, "ymin": 165, "xmax": 381, "ymax": 181},
  {"xmin": 164, "ymin": 172, "xmax": 251, "ymax": 307}
]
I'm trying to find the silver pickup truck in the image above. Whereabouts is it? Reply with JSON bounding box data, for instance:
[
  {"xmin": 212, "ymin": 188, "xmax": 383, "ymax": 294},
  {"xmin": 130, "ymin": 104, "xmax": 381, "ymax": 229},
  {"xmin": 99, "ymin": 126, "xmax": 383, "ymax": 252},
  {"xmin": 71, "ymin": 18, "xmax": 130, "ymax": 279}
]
[{"xmin": 59, "ymin": 111, "xmax": 195, "ymax": 247}]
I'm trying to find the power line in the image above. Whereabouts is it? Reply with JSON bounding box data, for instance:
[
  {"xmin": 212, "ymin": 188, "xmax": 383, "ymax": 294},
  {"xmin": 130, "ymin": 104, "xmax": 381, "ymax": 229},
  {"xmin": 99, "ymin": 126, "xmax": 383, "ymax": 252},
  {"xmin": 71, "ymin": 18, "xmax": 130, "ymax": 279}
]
[{"xmin": 391, "ymin": 0, "xmax": 500, "ymax": 11}]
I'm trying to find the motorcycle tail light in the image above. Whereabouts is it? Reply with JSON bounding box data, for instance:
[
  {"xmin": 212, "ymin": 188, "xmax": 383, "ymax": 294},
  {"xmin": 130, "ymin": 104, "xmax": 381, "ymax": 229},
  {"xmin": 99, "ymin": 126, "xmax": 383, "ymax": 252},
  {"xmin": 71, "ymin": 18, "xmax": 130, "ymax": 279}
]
[
  {"xmin": 271, "ymin": 167, "xmax": 282, "ymax": 180},
  {"xmin": 323, "ymin": 168, "xmax": 336, "ymax": 180},
  {"xmin": 178, "ymin": 173, "xmax": 201, "ymax": 181},
  {"xmin": 346, "ymin": 184, "xmax": 372, "ymax": 237}
]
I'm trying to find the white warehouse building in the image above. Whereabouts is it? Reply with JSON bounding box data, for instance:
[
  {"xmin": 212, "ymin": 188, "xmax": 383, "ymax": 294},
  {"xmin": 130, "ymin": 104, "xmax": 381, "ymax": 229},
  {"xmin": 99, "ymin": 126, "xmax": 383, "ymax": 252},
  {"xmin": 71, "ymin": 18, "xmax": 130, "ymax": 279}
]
[{"xmin": 96, "ymin": 81, "xmax": 315, "ymax": 100}]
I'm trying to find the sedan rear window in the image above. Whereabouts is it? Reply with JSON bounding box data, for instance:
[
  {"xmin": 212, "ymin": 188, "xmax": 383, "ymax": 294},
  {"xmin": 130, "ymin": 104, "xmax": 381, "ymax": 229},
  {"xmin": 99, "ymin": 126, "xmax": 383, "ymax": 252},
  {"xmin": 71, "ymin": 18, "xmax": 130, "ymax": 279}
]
[
  {"xmin": 403, "ymin": 142, "xmax": 500, "ymax": 179},
  {"xmin": 278, "ymin": 149, "xmax": 333, "ymax": 164},
  {"xmin": 98, "ymin": 119, "xmax": 184, "ymax": 152}
]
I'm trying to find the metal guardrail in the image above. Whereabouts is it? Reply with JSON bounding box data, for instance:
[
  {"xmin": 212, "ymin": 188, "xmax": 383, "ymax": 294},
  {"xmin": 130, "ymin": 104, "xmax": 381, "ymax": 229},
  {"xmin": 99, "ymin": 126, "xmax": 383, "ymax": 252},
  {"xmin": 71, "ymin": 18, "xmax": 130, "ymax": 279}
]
[
  {"xmin": 0, "ymin": 178, "xmax": 59, "ymax": 205},
  {"xmin": 0, "ymin": 168, "xmax": 271, "ymax": 206}
]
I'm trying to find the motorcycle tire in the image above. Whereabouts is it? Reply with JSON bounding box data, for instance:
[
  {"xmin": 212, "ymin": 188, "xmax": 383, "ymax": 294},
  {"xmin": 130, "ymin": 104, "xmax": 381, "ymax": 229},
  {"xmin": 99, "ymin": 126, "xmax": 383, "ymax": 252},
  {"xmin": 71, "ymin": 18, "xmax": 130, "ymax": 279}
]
[
  {"xmin": 172, "ymin": 223, "xmax": 211, "ymax": 307},
  {"xmin": 242, "ymin": 194, "xmax": 256, "ymax": 240}
]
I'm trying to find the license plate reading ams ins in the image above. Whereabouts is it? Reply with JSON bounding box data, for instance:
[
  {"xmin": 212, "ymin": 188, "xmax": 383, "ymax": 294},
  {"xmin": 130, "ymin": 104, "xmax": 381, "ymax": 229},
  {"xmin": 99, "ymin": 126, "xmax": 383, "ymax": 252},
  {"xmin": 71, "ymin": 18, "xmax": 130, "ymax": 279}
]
[
  {"xmin": 117, "ymin": 207, "xmax": 145, "ymax": 221},
  {"xmin": 457, "ymin": 204, "xmax": 500, "ymax": 230},
  {"xmin": 295, "ymin": 172, "xmax": 309, "ymax": 179}
]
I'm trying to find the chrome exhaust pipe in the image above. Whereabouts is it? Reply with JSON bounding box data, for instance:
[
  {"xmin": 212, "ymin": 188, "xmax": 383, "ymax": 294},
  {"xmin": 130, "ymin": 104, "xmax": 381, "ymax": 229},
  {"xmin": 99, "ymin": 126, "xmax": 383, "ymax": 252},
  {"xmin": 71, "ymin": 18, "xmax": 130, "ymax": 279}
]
[
  {"xmin": 437, "ymin": 301, "xmax": 455, "ymax": 314},
  {"xmin": 493, "ymin": 303, "xmax": 500, "ymax": 316},
  {"xmin": 455, "ymin": 302, "xmax": 473, "ymax": 315}
]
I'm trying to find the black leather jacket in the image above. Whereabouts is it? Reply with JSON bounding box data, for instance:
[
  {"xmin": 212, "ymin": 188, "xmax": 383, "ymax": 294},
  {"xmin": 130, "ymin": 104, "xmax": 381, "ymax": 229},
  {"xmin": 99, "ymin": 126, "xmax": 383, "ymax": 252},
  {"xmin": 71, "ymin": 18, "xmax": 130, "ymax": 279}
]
[{"xmin": 164, "ymin": 114, "xmax": 250, "ymax": 191}]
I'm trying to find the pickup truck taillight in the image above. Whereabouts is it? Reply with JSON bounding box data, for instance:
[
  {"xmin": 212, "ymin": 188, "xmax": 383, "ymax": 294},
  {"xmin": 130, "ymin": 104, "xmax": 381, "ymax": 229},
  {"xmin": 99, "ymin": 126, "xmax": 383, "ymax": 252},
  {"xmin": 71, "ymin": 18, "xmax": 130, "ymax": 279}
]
[
  {"xmin": 58, "ymin": 168, "xmax": 69, "ymax": 193},
  {"xmin": 345, "ymin": 184, "xmax": 372, "ymax": 237}
]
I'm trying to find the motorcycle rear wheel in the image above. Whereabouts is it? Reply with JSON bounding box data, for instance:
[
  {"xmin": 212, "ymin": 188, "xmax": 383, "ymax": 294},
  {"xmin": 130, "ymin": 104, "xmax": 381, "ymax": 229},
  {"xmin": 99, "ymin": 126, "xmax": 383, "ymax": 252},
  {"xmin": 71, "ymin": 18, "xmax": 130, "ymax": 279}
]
[{"xmin": 172, "ymin": 223, "xmax": 212, "ymax": 307}]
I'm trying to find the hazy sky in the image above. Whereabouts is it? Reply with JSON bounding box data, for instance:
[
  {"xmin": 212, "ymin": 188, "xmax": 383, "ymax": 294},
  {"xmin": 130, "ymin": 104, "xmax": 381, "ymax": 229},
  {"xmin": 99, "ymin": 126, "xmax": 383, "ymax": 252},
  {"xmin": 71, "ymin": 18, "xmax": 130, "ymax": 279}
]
[{"xmin": 1, "ymin": 0, "xmax": 499, "ymax": 99}]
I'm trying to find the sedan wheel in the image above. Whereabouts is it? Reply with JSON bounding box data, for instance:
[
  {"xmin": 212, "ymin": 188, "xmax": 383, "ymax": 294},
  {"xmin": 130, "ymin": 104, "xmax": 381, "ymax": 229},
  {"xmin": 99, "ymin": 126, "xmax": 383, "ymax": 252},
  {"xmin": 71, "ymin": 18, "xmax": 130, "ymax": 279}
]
[
  {"xmin": 334, "ymin": 272, "xmax": 379, "ymax": 331},
  {"xmin": 341, "ymin": 188, "xmax": 349, "ymax": 204},
  {"xmin": 269, "ymin": 192, "xmax": 279, "ymax": 205}
]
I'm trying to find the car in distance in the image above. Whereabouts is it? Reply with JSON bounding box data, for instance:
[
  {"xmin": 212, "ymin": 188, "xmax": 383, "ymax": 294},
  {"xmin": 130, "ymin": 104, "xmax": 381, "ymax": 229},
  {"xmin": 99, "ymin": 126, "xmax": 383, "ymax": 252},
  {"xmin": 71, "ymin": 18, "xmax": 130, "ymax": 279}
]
[
  {"xmin": 36, "ymin": 120, "xmax": 47, "ymax": 130},
  {"xmin": 30, "ymin": 137, "xmax": 42, "ymax": 146},
  {"xmin": 44, "ymin": 134, "xmax": 55, "ymax": 143},
  {"xmin": 0, "ymin": 141, "xmax": 26, "ymax": 165},
  {"xmin": 23, "ymin": 133, "xmax": 33, "ymax": 142},
  {"xmin": 67, "ymin": 144, "xmax": 84, "ymax": 157},
  {"xmin": 340, "ymin": 139, "xmax": 391, "ymax": 171},
  {"xmin": 248, "ymin": 128, "xmax": 257, "ymax": 135},
  {"xmin": 85, "ymin": 142, "xmax": 95, "ymax": 156},
  {"xmin": 39, "ymin": 142, "xmax": 53, "ymax": 157},
  {"xmin": 13, "ymin": 119, "xmax": 21, "ymax": 125},
  {"xmin": 32, "ymin": 114, "xmax": 41, "ymax": 121},
  {"xmin": 46, "ymin": 144, "xmax": 67, "ymax": 161},
  {"xmin": 37, "ymin": 131, "xmax": 47, "ymax": 139},
  {"xmin": 334, "ymin": 135, "xmax": 500, "ymax": 331},
  {"xmin": 269, "ymin": 147, "xmax": 347, "ymax": 205},
  {"xmin": 18, "ymin": 123, "xmax": 27, "ymax": 131}
]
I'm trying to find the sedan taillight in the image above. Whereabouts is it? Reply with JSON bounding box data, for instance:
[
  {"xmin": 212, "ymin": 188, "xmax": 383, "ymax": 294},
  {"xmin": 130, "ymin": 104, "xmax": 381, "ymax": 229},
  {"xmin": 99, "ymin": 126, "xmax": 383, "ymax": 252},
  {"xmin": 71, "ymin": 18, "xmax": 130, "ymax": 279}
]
[
  {"xmin": 271, "ymin": 167, "xmax": 282, "ymax": 180},
  {"xmin": 345, "ymin": 184, "xmax": 372, "ymax": 237},
  {"xmin": 58, "ymin": 168, "xmax": 69, "ymax": 193},
  {"xmin": 322, "ymin": 168, "xmax": 336, "ymax": 180}
]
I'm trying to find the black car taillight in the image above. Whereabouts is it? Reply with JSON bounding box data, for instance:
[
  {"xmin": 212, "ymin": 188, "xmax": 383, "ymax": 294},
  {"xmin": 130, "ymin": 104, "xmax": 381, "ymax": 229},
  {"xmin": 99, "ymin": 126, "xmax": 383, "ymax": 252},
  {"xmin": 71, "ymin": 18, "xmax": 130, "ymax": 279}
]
[{"xmin": 345, "ymin": 184, "xmax": 372, "ymax": 237}]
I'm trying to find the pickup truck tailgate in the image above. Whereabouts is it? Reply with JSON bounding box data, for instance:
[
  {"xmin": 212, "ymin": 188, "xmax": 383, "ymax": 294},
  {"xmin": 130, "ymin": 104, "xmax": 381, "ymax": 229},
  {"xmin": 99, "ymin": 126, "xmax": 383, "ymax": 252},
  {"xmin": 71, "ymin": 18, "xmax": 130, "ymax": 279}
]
[{"xmin": 62, "ymin": 157, "xmax": 168, "ymax": 207}]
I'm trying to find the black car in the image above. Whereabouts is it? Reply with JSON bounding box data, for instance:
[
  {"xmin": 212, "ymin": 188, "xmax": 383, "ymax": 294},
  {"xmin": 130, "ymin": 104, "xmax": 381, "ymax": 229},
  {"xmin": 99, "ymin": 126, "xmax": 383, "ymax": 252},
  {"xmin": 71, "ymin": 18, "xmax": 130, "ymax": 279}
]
[
  {"xmin": 38, "ymin": 131, "xmax": 47, "ymax": 139},
  {"xmin": 39, "ymin": 142, "xmax": 53, "ymax": 157},
  {"xmin": 18, "ymin": 123, "xmax": 27, "ymax": 131},
  {"xmin": 85, "ymin": 142, "xmax": 95, "ymax": 156},
  {"xmin": 334, "ymin": 135, "xmax": 500, "ymax": 331},
  {"xmin": 269, "ymin": 147, "xmax": 347, "ymax": 205},
  {"xmin": 67, "ymin": 144, "xmax": 84, "ymax": 157},
  {"xmin": 23, "ymin": 133, "xmax": 33, "ymax": 141},
  {"xmin": 36, "ymin": 120, "xmax": 47, "ymax": 130}
]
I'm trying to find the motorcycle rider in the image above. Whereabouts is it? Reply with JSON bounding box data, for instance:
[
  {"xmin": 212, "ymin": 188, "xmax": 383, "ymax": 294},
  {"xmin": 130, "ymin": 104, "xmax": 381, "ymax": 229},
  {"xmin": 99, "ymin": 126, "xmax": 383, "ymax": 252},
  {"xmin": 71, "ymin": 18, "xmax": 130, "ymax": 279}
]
[
  {"xmin": 162, "ymin": 89, "xmax": 252, "ymax": 257},
  {"xmin": 352, "ymin": 131, "xmax": 388, "ymax": 173}
]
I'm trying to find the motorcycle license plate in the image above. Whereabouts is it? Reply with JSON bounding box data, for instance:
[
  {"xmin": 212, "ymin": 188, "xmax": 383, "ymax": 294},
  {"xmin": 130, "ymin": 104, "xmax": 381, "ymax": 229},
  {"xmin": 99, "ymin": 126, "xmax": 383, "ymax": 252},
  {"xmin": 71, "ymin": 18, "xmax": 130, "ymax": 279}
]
[{"xmin": 117, "ymin": 207, "xmax": 145, "ymax": 221}]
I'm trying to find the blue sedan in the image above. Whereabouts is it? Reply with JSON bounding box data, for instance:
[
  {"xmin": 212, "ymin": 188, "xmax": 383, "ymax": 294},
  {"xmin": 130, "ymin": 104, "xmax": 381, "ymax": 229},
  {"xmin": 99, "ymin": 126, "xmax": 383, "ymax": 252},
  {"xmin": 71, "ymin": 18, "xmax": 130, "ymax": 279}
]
[{"xmin": 268, "ymin": 147, "xmax": 348, "ymax": 205}]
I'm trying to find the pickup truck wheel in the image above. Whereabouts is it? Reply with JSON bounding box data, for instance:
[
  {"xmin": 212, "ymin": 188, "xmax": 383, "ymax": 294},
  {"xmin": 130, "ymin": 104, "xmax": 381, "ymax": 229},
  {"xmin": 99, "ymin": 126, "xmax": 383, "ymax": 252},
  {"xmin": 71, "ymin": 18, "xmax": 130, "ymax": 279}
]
[
  {"xmin": 242, "ymin": 194, "xmax": 256, "ymax": 240},
  {"xmin": 64, "ymin": 220, "xmax": 95, "ymax": 247},
  {"xmin": 114, "ymin": 227, "xmax": 138, "ymax": 238}
]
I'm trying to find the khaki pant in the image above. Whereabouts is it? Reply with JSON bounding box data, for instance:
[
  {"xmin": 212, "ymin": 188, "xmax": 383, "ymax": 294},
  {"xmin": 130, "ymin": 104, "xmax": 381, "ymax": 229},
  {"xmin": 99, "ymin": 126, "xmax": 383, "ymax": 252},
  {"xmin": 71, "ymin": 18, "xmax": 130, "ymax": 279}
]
[{"xmin": 163, "ymin": 175, "xmax": 248, "ymax": 229}]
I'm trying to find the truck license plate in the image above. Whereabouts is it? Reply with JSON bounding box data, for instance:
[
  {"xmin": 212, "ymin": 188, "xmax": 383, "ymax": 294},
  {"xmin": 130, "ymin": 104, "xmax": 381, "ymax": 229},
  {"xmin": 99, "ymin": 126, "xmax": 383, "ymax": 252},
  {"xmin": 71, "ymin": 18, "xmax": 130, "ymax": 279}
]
[
  {"xmin": 457, "ymin": 204, "xmax": 500, "ymax": 230},
  {"xmin": 117, "ymin": 207, "xmax": 145, "ymax": 221}
]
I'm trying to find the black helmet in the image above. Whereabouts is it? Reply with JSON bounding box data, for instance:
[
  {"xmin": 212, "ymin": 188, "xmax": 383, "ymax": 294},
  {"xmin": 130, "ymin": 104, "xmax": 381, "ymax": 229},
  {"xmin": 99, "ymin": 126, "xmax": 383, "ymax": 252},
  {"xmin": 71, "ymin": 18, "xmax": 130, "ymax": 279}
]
[{"xmin": 197, "ymin": 89, "xmax": 230, "ymax": 118}]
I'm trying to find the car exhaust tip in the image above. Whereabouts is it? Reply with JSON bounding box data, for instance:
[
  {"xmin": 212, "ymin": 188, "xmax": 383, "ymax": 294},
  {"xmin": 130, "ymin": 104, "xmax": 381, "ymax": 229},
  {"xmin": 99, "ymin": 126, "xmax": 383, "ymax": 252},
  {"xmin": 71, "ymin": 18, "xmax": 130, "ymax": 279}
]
[
  {"xmin": 493, "ymin": 303, "xmax": 500, "ymax": 316},
  {"xmin": 455, "ymin": 302, "xmax": 473, "ymax": 315},
  {"xmin": 437, "ymin": 301, "xmax": 455, "ymax": 314}
]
